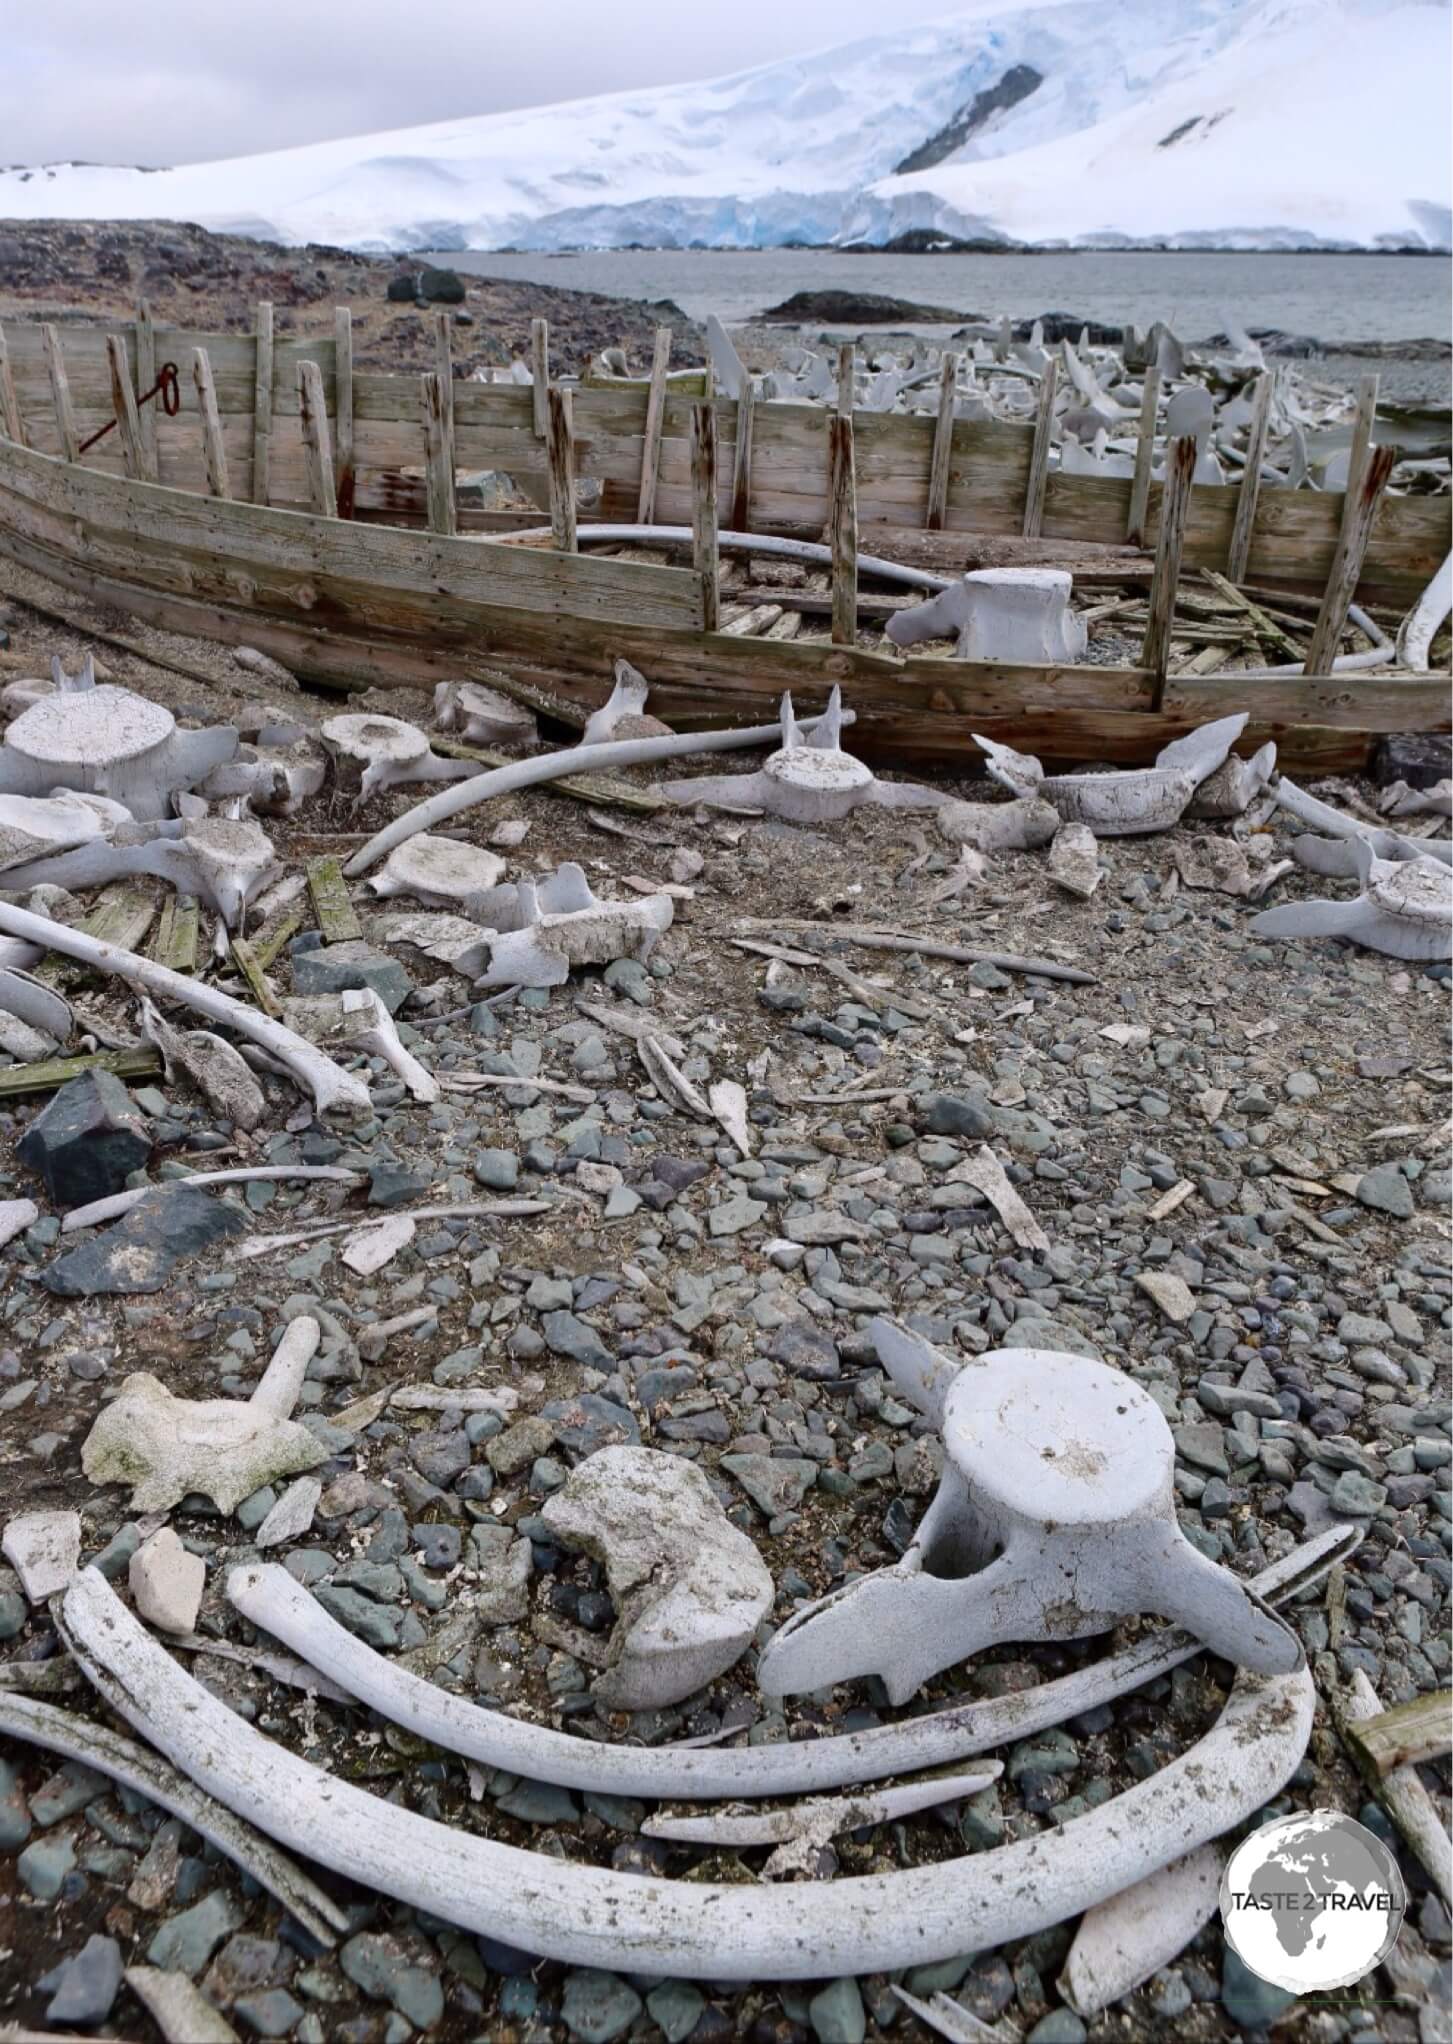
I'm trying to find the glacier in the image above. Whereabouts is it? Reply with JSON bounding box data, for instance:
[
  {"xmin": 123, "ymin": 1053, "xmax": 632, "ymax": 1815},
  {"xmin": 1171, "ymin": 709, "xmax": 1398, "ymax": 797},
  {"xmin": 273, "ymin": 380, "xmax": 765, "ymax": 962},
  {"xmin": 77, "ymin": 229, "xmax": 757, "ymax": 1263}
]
[{"xmin": 1, "ymin": 0, "xmax": 1447, "ymax": 254}]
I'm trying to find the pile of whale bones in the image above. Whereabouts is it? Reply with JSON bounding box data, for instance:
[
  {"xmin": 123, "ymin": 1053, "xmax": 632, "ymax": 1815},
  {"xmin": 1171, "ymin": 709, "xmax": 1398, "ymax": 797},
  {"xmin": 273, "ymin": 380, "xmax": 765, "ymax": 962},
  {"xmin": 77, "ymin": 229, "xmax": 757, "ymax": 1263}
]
[
  {"xmin": 0, "ymin": 641, "xmax": 1447, "ymax": 1098},
  {"xmin": 0, "ymin": 632, "xmax": 1447, "ymax": 2007},
  {"xmin": 0, "ymin": 1304, "xmax": 1367, "ymax": 1996},
  {"xmin": 547, "ymin": 314, "xmax": 1450, "ymax": 498}
]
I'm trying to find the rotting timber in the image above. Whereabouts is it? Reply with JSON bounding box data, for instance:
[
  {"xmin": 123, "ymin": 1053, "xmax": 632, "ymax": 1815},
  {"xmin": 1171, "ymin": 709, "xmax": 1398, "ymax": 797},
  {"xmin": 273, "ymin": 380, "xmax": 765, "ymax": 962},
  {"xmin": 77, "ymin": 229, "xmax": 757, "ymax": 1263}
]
[{"xmin": 0, "ymin": 312, "xmax": 1447, "ymax": 775}]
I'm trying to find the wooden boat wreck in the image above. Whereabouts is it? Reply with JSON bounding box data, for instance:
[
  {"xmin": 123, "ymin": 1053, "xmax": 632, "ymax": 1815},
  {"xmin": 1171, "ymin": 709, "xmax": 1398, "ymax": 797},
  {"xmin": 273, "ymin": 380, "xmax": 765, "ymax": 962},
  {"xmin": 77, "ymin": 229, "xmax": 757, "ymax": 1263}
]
[{"xmin": 0, "ymin": 307, "xmax": 1447, "ymax": 774}]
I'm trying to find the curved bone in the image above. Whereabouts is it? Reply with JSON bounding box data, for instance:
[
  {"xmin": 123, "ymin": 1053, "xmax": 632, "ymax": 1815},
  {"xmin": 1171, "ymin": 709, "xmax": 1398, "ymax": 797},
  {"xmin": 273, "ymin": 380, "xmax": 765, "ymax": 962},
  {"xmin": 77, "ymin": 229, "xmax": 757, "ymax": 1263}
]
[
  {"xmin": 758, "ymin": 1335, "xmax": 1300, "ymax": 1704},
  {"xmin": 0, "ymin": 899, "xmax": 370, "ymax": 1115},
  {"xmin": 0, "ymin": 685, "xmax": 237, "ymax": 820},
  {"xmin": 343, "ymin": 708, "xmax": 857, "ymax": 875},
  {"xmin": 642, "ymin": 1765, "xmax": 1003, "ymax": 1852},
  {"xmin": 61, "ymin": 1565, "xmax": 1315, "ymax": 1982},
  {"xmin": 1273, "ymin": 777, "xmax": 1451, "ymax": 869},
  {"xmin": 82, "ymin": 1317, "xmax": 325, "ymax": 1514},
  {"xmin": 1396, "ymin": 549, "xmax": 1453, "ymax": 672},
  {"xmin": 228, "ymin": 1528, "xmax": 1350, "ymax": 1803},
  {"xmin": 976, "ymin": 715, "xmax": 1248, "ymax": 836},
  {"xmin": 202, "ymin": 738, "xmax": 326, "ymax": 818},
  {"xmin": 322, "ymin": 713, "xmax": 479, "ymax": 804},
  {"xmin": 0, "ymin": 966, "xmax": 71, "ymax": 1039},
  {"xmin": 61, "ymin": 1165, "xmax": 361, "ymax": 1233},
  {"xmin": 580, "ymin": 659, "xmax": 671, "ymax": 745},
  {"xmin": 1380, "ymin": 779, "xmax": 1452, "ymax": 820},
  {"xmin": 0, "ymin": 1691, "xmax": 348, "ymax": 1948},
  {"xmin": 284, "ymin": 989, "xmax": 439, "ymax": 1103},
  {"xmin": 367, "ymin": 832, "xmax": 506, "ymax": 905},
  {"xmin": 508, "ymin": 524, "xmax": 949, "ymax": 595},
  {"xmin": 1059, "ymin": 1844, "xmax": 1224, "ymax": 2018}
]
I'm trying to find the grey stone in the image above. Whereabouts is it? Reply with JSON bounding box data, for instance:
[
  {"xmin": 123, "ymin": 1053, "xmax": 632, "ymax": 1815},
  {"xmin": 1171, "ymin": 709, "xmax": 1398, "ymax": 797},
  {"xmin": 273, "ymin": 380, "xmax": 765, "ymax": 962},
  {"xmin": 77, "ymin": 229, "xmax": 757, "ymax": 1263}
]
[
  {"xmin": 560, "ymin": 1969, "xmax": 643, "ymax": 2044},
  {"xmin": 1331, "ymin": 1471, "xmax": 1389, "ymax": 1517},
  {"xmin": 314, "ymin": 1586, "xmax": 404, "ymax": 1650},
  {"xmin": 541, "ymin": 1393, "xmax": 640, "ymax": 1457},
  {"xmin": 292, "ymin": 941, "xmax": 412, "ymax": 1015},
  {"xmin": 646, "ymin": 1981, "xmax": 706, "ymax": 2044},
  {"xmin": 42, "ymin": 1934, "xmax": 123, "ymax": 2027},
  {"xmin": 340, "ymin": 1932, "xmax": 445, "ymax": 2031},
  {"xmin": 146, "ymin": 1890, "xmax": 242, "ymax": 1975},
  {"xmin": 542, "ymin": 1310, "xmax": 612, "ymax": 1368},
  {"xmin": 44, "ymin": 1183, "xmax": 247, "ymax": 1296},
  {"xmin": 721, "ymin": 1453, "xmax": 816, "ymax": 1517},
  {"xmin": 17, "ymin": 1829, "xmax": 75, "ymax": 1898},
  {"xmin": 809, "ymin": 1976, "xmax": 866, "ymax": 2044},
  {"xmin": 1356, "ymin": 1166, "xmax": 1415, "ymax": 1219},
  {"xmin": 17, "ymin": 1069, "xmax": 150, "ymax": 1210},
  {"xmin": 1221, "ymin": 1949, "xmax": 1298, "ymax": 2028},
  {"xmin": 474, "ymin": 1147, "xmax": 519, "ymax": 1190},
  {"xmin": 917, "ymin": 1091, "xmax": 994, "ymax": 1139}
]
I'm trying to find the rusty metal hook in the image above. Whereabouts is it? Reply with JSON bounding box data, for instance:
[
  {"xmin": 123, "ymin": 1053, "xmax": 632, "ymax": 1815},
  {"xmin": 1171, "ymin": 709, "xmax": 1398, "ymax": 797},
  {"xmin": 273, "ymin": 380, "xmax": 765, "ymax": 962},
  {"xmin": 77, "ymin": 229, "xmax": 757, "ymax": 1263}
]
[{"xmin": 78, "ymin": 360, "xmax": 182, "ymax": 455}]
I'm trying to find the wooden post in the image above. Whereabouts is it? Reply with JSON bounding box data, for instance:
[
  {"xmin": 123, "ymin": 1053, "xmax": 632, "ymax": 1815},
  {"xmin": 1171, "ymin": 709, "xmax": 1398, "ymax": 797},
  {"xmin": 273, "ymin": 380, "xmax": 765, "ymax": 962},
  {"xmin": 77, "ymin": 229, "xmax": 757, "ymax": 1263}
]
[
  {"xmin": 297, "ymin": 359, "xmax": 337, "ymax": 518},
  {"xmin": 104, "ymin": 335, "xmax": 144, "ymax": 479},
  {"xmin": 1304, "ymin": 442, "xmax": 1397, "ymax": 676},
  {"xmin": 421, "ymin": 370, "xmax": 457, "ymax": 536},
  {"xmin": 925, "ymin": 351, "xmax": 960, "ymax": 531},
  {"xmin": 1126, "ymin": 359, "xmax": 1161, "ymax": 547},
  {"xmin": 690, "ymin": 400, "xmax": 719, "ymax": 633},
  {"xmin": 1021, "ymin": 356, "xmax": 1059, "ymax": 539},
  {"xmin": 829, "ymin": 411, "xmax": 859, "ymax": 647},
  {"xmin": 191, "ymin": 347, "xmax": 231, "ymax": 500},
  {"xmin": 730, "ymin": 380, "xmax": 755, "ymax": 532},
  {"xmin": 1226, "ymin": 370, "xmax": 1273, "ymax": 583},
  {"xmin": 636, "ymin": 324, "xmax": 671, "ymax": 523},
  {"xmin": 333, "ymin": 306, "xmax": 355, "ymax": 517},
  {"xmin": 531, "ymin": 317, "xmax": 550, "ymax": 439},
  {"xmin": 431, "ymin": 309, "xmax": 453, "ymax": 446},
  {"xmin": 134, "ymin": 300, "xmax": 159, "ymax": 481},
  {"xmin": 0, "ymin": 326, "xmax": 25, "ymax": 446},
  {"xmin": 836, "ymin": 343, "xmax": 855, "ymax": 418},
  {"xmin": 252, "ymin": 302, "xmax": 274, "ymax": 506},
  {"xmin": 1343, "ymin": 373, "xmax": 1379, "ymax": 505},
  {"xmin": 1141, "ymin": 434, "xmax": 1198, "ymax": 700},
  {"xmin": 546, "ymin": 385, "xmax": 577, "ymax": 552},
  {"xmin": 41, "ymin": 324, "xmax": 80, "ymax": 464}
]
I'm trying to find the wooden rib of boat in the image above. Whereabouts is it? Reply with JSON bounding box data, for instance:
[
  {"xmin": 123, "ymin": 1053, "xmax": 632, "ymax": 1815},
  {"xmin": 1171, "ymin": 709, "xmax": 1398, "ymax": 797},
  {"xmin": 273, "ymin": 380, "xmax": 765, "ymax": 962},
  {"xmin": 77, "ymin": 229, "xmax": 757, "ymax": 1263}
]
[{"xmin": 0, "ymin": 310, "xmax": 1447, "ymax": 773}]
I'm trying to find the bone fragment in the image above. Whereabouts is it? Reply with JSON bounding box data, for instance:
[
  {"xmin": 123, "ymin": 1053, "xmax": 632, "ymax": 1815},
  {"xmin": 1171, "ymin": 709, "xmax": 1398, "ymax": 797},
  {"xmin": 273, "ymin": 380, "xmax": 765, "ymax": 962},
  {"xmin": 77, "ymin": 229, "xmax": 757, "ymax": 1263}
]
[
  {"xmin": 643, "ymin": 1764, "xmax": 1003, "ymax": 1853},
  {"xmin": 433, "ymin": 679, "xmax": 537, "ymax": 746},
  {"xmin": 125, "ymin": 1968, "xmax": 241, "ymax": 2044},
  {"xmin": 341, "ymin": 1213, "xmax": 416, "ymax": 1275},
  {"xmin": 1059, "ymin": 1845, "xmax": 1224, "ymax": 2015},
  {"xmin": 61, "ymin": 1166, "xmax": 360, "ymax": 1233},
  {"xmin": 709, "ymin": 1078, "xmax": 754, "ymax": 1157},
  {"xmin": 2, "ymin": 1509, "xmax": 81, "ymax": 1600},
  {"xmin": 945, "ymin": 1145, "xmax": 1050, "ymax": 1250},
  {"xmin": 284, "ymin": 989, "xmax": 438, "ymax": 1102},
  {"xmin": 138, "ymin": 996, "xmax": 265, "ymax": 1130},
  {"xmin": 1047, "ymin": 821, "xmax": 1101, "ymax": 898},
  {"xmin": 1336, "ymin": 1666, "xmax": 1452, "ymax": 1908},
  {"xmin": 638, "ymin": 1032, "xmax": 711, "ymax": 1116}
]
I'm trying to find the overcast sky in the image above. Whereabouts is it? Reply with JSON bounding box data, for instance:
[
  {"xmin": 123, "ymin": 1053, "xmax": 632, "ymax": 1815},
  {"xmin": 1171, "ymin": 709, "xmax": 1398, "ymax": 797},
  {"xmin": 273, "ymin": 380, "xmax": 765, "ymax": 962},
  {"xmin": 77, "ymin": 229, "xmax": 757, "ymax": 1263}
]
[{"xmin": 10, "ymin": 0, "xmax": 959, "ymax": 168}]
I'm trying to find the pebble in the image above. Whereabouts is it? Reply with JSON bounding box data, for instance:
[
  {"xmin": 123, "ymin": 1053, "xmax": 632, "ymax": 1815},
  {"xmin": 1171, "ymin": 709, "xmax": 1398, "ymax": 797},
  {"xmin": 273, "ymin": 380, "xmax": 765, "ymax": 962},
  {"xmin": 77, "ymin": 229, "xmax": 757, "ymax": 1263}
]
[
  {"xmin": 41, "ymin": 1934, "xmax": 123, "ymax": 2027},
  {"xmin": 560, "ymin": 1968, "xmax": 644, "ymax": 2042}
]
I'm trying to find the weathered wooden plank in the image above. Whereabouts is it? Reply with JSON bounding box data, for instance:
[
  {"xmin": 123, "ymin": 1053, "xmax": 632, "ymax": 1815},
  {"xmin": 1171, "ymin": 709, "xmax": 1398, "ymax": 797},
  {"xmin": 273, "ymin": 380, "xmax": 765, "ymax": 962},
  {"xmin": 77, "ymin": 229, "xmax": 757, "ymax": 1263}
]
[
  {"xmin": 41, "ymin": 324, "xmax": 80, "ymax": 464},
  {"xmin": 925, "ymin": 353, "xmax": 960, "ymax": 532},
  {"xmin": 0, "ymin": 327, "xmax": 25, "ymax": 447},
  {"xmin": 0, "ymin": 437, "xmax": 705, "ymax": 627},
  {"xmin": 691, "ymin": 400, "xmax": 720, "ymax": 633},
  {"xmin": 229, "ymin": 935, "xmax": 280, "ymax": 1016},
  {"xmin": 731, "ymin": 381, "xmax": 756, "ymax": 533},
  {"xmin": 1344, "ymin": 1688, "xmax": 1451, "ymax": 1777},
  {"xmin": 36, "ymin": 884, "xmax": 155, "ymax": 985},
  {"xmin": 253, "ymin": 302, "xmax": 274, "ymax": 506},
  {"xmin": 307, "ymin": 857, "xmax": 362, "ymax": 942},
  {"xmin": 1304, "ymin": 441, "xmax": 1399, "ymax": 675},
  {"xmin": 637, "ymin": 325, "xmax": 672, "ymax": 523},
  {"xmin": 1022, "ymin": 358, "xmax": 1059, "ymax": 540},
  {"xmin": 531, "ymin": 317, "xmax": 550, "ymax": 439},
  {"xmin": 431, "ymin": 309, "xmax": 452, "ymax": 454},
  {"xmin": 1126, "ymin": 360, "xmax": 1160, "ymax": 547},
  {"xmin": 1226, "ymin": 371, "xmax": 1272, "ymax": 582},
  {"xmin": 105, "ymin": 335, "xmax": 145, "ymax": 480},
  {"xmin": 829, "ymin": 410, "xmax": 858, "ymax": 647},
  {"xmin": 297, "ymin": 359, "xmax": 337, "ymax": 518},
  {"xmin": 546, "ymin": 385, "xmax": 577, "ymax": 553},
  {"xmin": 334, "ymin": 306, "xmax": 355, "ymax": 518},
  {"xmin": 151, "ymin": 892, "xmax": 199, "ymax": 974},
  {"xmin": 422, "ymin": 371, "xmax": 457, "ymax": 537},
  {"xmin": 135, "ymin": 299, "xmax": 159, "ymax": 482},
  {"xmin": 1143, "ymin": 435, "xmax": 1198, "ymax": 697},
  {"xmin": 191, "ymin": 348, "xmax": 231, "ymax": 500},
  {"xmin": 251, "ymin": 905, "xmax": 306, "ymax": 972},
  {"xmin": 836, "ymin": 343, "xmax": 855, "ymax": 419},
  {"xmin": 0, "ymin": 1045, "xmax": 163, "ymax": 1099}
]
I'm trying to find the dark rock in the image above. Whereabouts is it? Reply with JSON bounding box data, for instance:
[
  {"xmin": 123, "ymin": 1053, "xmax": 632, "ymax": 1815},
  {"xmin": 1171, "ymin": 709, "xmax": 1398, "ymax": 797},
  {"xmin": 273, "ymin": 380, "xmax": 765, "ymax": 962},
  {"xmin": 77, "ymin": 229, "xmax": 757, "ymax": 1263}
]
[
  {"xmin": 18, "ymin": 1070, "xmax": 150, "ymax": 1209},
  {"xmin": 292, "ymin": 940, "xmax": 412, "ymax": 1014},
  {"xmin": 44, "ymin": 1183, "xmax": 247, "ymax": 1296},
  {"xmin": 916, "ymin": 1090, "xmax": 993, "ymax": 1139},
  {"xmin": 540, "ymin": 1393, "xmax": 640, "ymax": 1457},
  {"xmin": 1372, "ymin": 733, "xmax": 1452, "ymax": 789},
  {"xmin": 542, "ymin": 1310, "xmax": 613, "ymax": 1369},
  {"xmin": 759, "ymin": 289, "xmax": 970, "ymax": 325},
  {"xmin": 418, "ymin": 266, "xmax": 465, "ymax": 305},
  {"xmin": 766, "ymin": 1322, "xmax": 840, "ymax": 1380},
  {"xmin": 386, "ymin": 272, "xmax": 420, "ymax": 302}
]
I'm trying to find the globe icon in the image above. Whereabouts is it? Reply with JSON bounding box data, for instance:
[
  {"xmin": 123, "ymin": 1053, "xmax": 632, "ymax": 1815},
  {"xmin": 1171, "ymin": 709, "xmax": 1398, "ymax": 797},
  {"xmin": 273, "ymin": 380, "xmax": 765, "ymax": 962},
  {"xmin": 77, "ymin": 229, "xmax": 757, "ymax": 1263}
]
[{"xmin": 1221, "ymin": 1810, "xmax": 1408, "ymax": 1995}]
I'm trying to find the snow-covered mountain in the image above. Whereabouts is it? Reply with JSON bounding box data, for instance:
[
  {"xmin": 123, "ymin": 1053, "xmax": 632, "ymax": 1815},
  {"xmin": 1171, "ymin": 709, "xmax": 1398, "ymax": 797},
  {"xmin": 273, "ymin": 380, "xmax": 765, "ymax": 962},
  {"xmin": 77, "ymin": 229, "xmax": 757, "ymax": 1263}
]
[{"xmin": 3, "ymin": 0, "xmax": 1448, "ymax": 253}]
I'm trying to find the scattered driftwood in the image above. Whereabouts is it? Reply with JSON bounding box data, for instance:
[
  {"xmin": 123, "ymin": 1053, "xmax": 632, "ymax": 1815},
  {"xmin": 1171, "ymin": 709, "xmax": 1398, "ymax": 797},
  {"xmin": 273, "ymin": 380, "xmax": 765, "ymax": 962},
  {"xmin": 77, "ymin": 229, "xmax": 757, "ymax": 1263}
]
[
  {"xmin": 1342, "ymin": 1687, "xmax": 1452, "ymax": 1776},
  {"xmin": 1336, "ymin": 1667, "xmax": 1453, "ymax": 1907}
]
